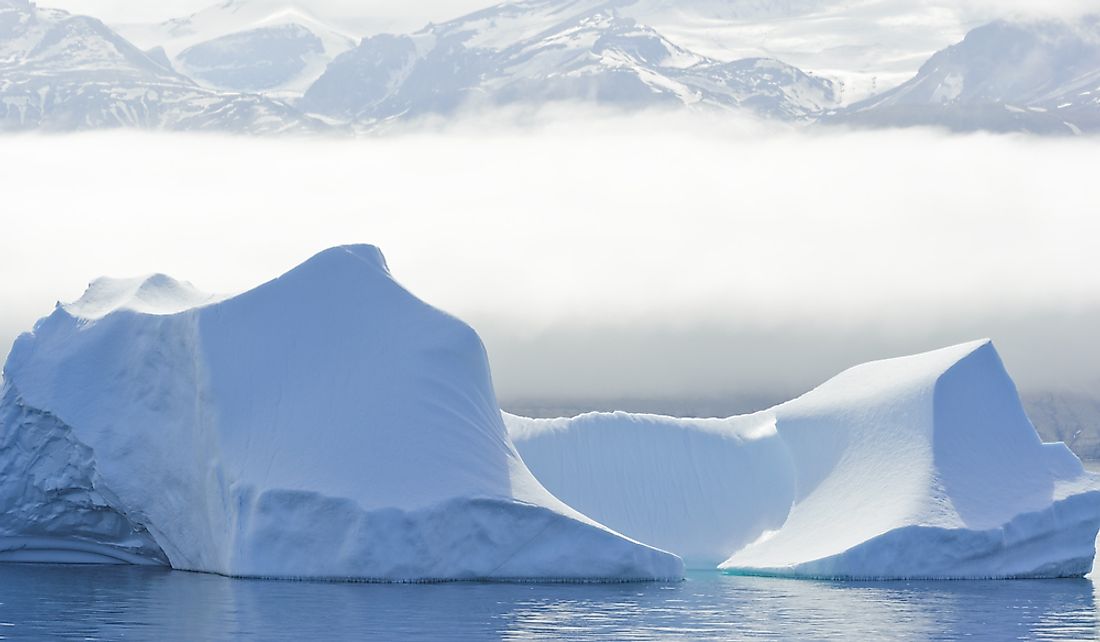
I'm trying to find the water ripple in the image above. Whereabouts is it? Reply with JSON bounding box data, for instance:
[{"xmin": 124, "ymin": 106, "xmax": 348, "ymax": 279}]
[{"xmin": 0, "ymin": 566, "xmax": 1097, "ymax": 640}]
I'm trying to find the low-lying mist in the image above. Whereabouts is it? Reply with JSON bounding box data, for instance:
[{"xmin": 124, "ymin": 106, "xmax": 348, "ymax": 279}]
[{"xmin": 1, "ymin": 111, "xmax": 1097, "ymax": 406}]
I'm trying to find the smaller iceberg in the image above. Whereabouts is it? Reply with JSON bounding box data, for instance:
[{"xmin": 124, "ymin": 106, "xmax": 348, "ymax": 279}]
[
  {"xmin": 0, "ymin": 245, "xmax": 682, "ymax": 582},
  {"xmin": 508, "ymin": 340, "xmax": 1100, "ymax": 579}
]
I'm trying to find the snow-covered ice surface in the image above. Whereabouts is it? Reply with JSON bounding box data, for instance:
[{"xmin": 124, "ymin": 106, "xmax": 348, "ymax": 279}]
[
  {"xmin": 0, "ymin": 245, "xmax": 681, "ymax": 582},
  {"xmin": 508, "ymin": 340, "xmax": 1100, "ymax": 579},
  {"xmin": 62, "ymin": 274, "xmax": 225, "ymax": 319}
]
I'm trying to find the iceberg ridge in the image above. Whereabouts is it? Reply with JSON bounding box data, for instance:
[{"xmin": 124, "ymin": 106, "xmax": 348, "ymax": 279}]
[
  {"xmin": 508, "ymin": 340, "xmax": 1100, "ymax": 579},
  {"xmin": 0, "ymin": 244, "xmax": 682, "ymax": 582}
]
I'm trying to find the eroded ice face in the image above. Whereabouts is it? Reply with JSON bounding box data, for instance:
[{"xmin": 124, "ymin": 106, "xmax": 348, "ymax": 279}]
[
  {"xmin": 510, "ymin": 340, "xmax": 1100, "ymax": 579},
  {"xmin": 0, "ymin": 245, "xmax": 682, "ymax": 582}
]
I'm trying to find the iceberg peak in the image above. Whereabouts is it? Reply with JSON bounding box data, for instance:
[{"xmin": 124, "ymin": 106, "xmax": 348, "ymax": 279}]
[
  {"xmin": 239, "ymin": 244, "xmax": 398, "ymax": 307},
  {"xmin": 0, "ymin": 244, "xmax": 682, "ymax": 582},
  {"xmin": 59, "ymin": 245, "xmax": 392, "ymax": 323},
  {"xmin": 63, "ymin": 273, "xmax": 221, "ymax": 320},
  {"xmin": 299, "ymin": 244, "xmax": 391, "ymax": 274}
]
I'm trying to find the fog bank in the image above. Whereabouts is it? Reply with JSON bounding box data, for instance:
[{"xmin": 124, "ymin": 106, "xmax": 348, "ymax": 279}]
[{"xmin": 1, "ymin": 115, "xmax": 1097, "ymax": 403}]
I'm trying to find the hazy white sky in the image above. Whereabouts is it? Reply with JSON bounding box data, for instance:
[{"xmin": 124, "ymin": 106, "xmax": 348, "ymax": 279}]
[
  {"xmin": 46, "ymin": 0, "xmax": 1100, "ymax": 26},
  {"xmin": 1, "ymin": 111, "xmax": 1098, "ymax": 404},
  {"xmin": 44, "ymin": 0, "xmax": 497, "ymax": 26}
]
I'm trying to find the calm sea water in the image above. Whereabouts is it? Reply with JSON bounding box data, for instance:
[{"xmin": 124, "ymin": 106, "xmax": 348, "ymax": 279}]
[{"xmin": 0, "ymin": 565, "xmax": 1097, "ymax": 641}]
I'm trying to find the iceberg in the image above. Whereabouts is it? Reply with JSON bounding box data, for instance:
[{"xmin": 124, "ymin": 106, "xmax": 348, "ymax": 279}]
[
  {"xmin": 0, "ymin": 245, "xmax": 682, "ymax": 582},
  {"xmin": 508, "ymin": 341, "xmax": 1100, "ymax": 579}
]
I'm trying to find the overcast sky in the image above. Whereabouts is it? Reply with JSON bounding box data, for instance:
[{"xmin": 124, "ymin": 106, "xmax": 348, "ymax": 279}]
[
  {"xmin": 46, "ymin": 0, "xmax": 1100, "ymax": 26},
  {"xmin": 44, "ymin": 0, "xmax": 497, "ymax": 27},
  {"xmin": 2, "ymin": 111, "xmax": 1098, "ymax": 408}
]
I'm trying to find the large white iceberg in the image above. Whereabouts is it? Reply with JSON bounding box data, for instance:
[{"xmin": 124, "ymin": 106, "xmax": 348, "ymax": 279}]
[
  {"xmin": 508, "ymin": 341, "xmax": 1100, "ymax": 579},
  {"xmin": 0, "ymin": 245, "xmax": 682, "ymax": 582}
]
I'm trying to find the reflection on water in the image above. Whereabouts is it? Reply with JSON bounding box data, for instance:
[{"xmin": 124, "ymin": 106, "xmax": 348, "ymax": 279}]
[{"xmin": 0, "ymin": 566, "xmax": 1098, "ymax": 641}]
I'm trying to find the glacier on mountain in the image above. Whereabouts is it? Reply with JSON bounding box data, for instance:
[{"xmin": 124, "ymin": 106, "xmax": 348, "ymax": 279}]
[
  {"xmin": 176, "ymin": 23, "xmax": 325, "ymax": 92},
  {"xmin": 0, "ymin": 245, "xmax": 681, "ymax": 582},
  {"xmin": 121, "ymin": 0, "xmax": 359, "ymax": 95},
  {"xmin": 508, "ymin": 340, "xmax": 1100, "ymax": 579}
]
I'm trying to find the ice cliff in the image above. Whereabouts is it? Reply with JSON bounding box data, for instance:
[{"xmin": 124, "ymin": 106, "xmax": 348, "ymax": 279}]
[
  {"xmin": 0, "ymin": 245, "xmax": 682, "ymax": 582},
  {"xmin": 508, "ymin": 341, "xmax": 1100, "ymax": 579}
]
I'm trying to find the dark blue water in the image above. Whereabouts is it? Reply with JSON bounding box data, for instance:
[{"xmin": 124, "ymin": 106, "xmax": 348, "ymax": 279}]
[{"xmin": 0, "ymin": 565, "xmax": 1097, "ymax": 641}]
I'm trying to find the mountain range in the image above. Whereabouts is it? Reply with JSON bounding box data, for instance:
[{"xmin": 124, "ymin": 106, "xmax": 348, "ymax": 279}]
[
  {"xmin": 0, "ymin": 0, "xmax": 325, "ymax": 132},
  {"xmin": 116, "ymin": 0, "xmax": 359, "ymax": 95},
  {"xmin": 300, "ymin": 0, "xmax": 838, "ymax": 126},
  {"xmin": 2, "ymin": 0, "xmax": 1099, "ymax": 134}
]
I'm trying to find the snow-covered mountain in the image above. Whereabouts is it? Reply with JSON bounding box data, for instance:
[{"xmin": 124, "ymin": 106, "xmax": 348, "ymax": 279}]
[
  {"xmin": 832, "ymin": 18, "xmax": 1100, "ymax": 134},
  {"xmin": 0, "ymin": 0, "xmax": 326, "ymax": 132},
  {"xmin": 118, "ymin": 0, "xmax": 359, "ymax": 95},
  {"xmin": 5, "ymin": 0, "xmax": 1099, "ymax": 134},
  {"xmin": 300, "ymin": 0, "xmax": 838, "ymax": 124},
  {"xmin": 618, "ymin": 0, "xmax": 974, "ymax": 105},
  {"xmin": 176, "ymin": 23, "xmax": 327, "ymax": 92}
]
